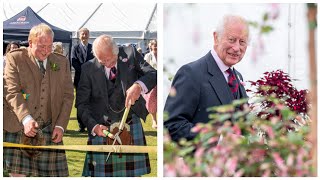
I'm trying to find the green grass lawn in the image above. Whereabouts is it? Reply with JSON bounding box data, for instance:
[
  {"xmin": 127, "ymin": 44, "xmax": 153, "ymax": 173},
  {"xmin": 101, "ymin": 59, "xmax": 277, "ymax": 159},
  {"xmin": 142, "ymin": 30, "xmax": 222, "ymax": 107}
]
[{"xmin": 64, "ymin": 99, "xmax": 157, "ymax": 177}]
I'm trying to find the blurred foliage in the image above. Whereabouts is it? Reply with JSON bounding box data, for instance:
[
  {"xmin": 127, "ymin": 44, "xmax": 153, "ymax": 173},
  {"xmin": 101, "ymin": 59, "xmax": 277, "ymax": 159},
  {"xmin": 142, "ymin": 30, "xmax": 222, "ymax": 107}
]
[{"xmin": 164, "ymin": 70, "xmax": 313, "ymax": 177}]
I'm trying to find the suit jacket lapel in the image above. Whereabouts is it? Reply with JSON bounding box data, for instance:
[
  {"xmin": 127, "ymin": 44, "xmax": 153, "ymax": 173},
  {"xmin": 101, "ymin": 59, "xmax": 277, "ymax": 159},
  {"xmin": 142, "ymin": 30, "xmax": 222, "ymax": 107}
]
[
  {"xmin": 93, "ymin": 59, "xmax": 109, "ymax": 105},
  {"xmin": 47, "ymin": 55, "xmax": 57, "ymax": 103},
  {"xmin": 27, "ymin": 49, "xmax": 41, "ymax": 87},
  {"xmin": 234, "ymin": 69, "xmax": 248, "ymax": 99},
  {"xmin": 77, "ymin": 44, "xmax": 85, "ymax": 63},
  {"xmin": 206, "ymin": 52, "xmax": 233, "ymax": 104}
]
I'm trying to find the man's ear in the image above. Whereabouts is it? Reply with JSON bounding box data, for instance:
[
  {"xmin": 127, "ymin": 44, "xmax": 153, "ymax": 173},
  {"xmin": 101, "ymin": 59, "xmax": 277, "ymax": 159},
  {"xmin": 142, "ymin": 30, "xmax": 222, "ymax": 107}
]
[
  {"xmin": 213, "ymin": 32, "xmax": 218, "ymax": 45},
  {"xmin": 28, "ymin": 40, "xmax": 32, "ymax": 48}
]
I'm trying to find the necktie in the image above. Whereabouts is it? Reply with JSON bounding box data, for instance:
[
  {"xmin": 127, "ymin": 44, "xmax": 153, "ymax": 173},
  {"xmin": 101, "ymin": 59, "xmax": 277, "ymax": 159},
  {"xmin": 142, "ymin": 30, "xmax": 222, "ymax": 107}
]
[
  {"xmin": 109, "ymin": 66, "xmax": 117, "ymax": 82},
  {"xmin": 38, "ymin": 61, "xmax": 46, "ymax": 77},
  {"xmin": 83, "ymin": 45, "xmax": 87, "ymax": 61},
  {"xmin": 226, "ymin": 68, "xmax": 238, "ymax": 99}
]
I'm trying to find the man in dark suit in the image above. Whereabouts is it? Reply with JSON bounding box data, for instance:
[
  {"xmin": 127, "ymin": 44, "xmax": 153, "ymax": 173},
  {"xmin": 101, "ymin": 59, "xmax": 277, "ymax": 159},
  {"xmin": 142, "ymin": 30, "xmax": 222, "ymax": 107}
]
[
  {"xmin": 164, "ymin": 15, "xmax": 249, "ymax": 142},
  {"xmin": 71, "ymin": 28, "xmax": 94, "ymax": 132},
  {"xmin": 76, "ymin": 35, "xmax": 156, "ymax": 176}
]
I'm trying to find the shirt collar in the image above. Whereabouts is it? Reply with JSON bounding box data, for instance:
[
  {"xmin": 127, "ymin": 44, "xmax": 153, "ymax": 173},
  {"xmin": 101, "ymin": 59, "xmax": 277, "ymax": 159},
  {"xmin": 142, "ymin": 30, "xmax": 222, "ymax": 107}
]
[
  {"xmin": 211, "ymin": 49, "xmax": 233, "ymax": 73},
  {"xmin": 104, "ymin": 62, "xmax": 117, "ymax": 70},
  {"xmin": 35, "ymin": 58, "xmax": 47, "ymax": 69},
  {"xmin": 80, "ymin": 42, "xmax": 87, "ymax": 48},
  {"xmin": 104, "ymin": 62, "xmax": 117, "ymax": 78}
]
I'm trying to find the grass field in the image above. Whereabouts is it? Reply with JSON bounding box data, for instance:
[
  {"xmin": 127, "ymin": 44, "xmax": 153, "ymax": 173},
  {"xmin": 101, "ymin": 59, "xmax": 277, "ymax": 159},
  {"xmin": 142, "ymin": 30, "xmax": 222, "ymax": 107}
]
[{"xmin": 64, "ymin": 99, "xmax": 157, "ymax": 177}]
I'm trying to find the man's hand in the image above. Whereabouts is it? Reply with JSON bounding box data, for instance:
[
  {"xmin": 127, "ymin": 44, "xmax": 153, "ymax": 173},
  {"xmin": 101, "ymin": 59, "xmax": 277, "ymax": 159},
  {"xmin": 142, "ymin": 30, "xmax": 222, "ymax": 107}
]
[
  {"xmin": 125, "ymin": 83, "xmax": 142, "ymax": 107},
  {"xmin": 24, "ymin": 119, "xmax": 39, "ymax": 137},
  {"xmin": 52, "ymin": 127, "xmax": 64, "ymax": 144},
  {"xmin": 93, "ymin": 125, "xmax": 108, "ymax": 137}
]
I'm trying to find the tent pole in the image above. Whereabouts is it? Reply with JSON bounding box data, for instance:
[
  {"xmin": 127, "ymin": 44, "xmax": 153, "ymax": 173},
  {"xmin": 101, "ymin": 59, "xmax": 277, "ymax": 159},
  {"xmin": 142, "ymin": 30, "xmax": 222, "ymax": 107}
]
[
  {"xmin": 37, "ymin": 3, "xmax": 50, "ymax": 13},
  {"xmin": 78, "ymin": 3, "xmax": 103, "ymax": 30},
  {"xmin": 145, "ymin": 4, "xmax": 157, "ymax": 30}
]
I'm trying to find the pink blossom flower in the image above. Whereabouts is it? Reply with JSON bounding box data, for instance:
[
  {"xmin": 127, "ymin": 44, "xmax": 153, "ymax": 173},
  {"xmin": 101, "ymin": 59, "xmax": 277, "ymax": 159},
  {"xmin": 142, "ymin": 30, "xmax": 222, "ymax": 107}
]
[
  {"xmin": 269, "ymin": 3, "xmax": 280, "ymax": 20},
  {"xmin": 286, "ymin": 154, "xmax": 294, "ymax": 166},
  {"xmin": 232, "ymin": 124, "xmax": 241, "ymax": 135},
  {"xmin": 211, "ymin": 167, "xmax": 222, "ymax": 176},
  {"xmin": 191, "ymin": 125, "xmax": 201, "ymax": 133},
  {"xmin": 225, "ymin": 156, "xmax": 238, "ymax": 175},
  {"xmin": 176, "ymin": 157, "xmax": 192, "ymax": 176},
  {"xmin": 252, "ymin": 148, "xmax": 266, "ymax": 161},
  {"xmin": 272, "ymin": 152, "xmax": 287, "ymax": 172},
  {"xmin": 234, "ymin": 169, "xmax": 244, "ymax": 177},
  {"xmin": 262, "ymin": 169, "xmax": 271, "ymax": 177},
  {"xmin": 266, "ymin": 126, "xmax": 275, "ymax": 139},
  {"xmin": 164, "ymin": 164, "xmax": 177, "ymax": 177}
]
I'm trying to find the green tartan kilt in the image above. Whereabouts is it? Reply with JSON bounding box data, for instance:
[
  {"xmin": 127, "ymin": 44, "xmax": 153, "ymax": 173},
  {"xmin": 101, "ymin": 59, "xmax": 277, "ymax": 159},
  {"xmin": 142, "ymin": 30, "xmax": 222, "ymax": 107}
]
[{"xmin": 3, "ymin": 125, "xmax": 69, "ymax": 177}]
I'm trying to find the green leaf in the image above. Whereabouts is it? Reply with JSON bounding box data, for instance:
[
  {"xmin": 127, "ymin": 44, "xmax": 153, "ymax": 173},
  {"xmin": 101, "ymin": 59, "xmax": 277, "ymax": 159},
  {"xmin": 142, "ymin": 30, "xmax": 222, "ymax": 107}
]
[
  {"xmin": 281, "ymin": 108, "xmax": 295, "ymax": 120},
  {"xmin": 263, "ymin": 12, "xmax": 269, "ymax": 21},
  {"xmin": 260, "ymin": 25, "xmax": 274, "ymax": 34},
  {"xmin": 208, "ymin": 113, "xmax": 231, "ymax": 122},
  {"xmin": 163, "ymin": 111, "xmax": 169, "ymax": 121},
  {"xmin": 232, "ymin": 98, "xmax": 249, "ymax": 106},
  {"xmin": 248, "ymin": 21, "xmax": 259, "ymax": 28},
  {"xmin": 288, "ymin": 132, "xmax": 304, "ymax": 145},
  {"xmin": 178, "ymin": 146, "xmax": 195, "ymax": 156}
]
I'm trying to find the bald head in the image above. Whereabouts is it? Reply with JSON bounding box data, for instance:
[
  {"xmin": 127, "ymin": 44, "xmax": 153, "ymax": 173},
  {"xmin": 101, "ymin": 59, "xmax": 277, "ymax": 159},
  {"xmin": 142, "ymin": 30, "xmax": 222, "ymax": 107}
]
[{"xmin": 92, "ymin": 35, "xmax": 119, "ymax": 67}]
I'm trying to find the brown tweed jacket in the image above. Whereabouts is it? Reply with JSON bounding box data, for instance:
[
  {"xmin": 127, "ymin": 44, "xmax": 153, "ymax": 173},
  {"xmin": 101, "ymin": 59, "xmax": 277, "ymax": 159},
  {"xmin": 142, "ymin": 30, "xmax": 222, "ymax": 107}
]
[{"xmin": 3, "ymin": 48, "xmax": 74, "ymax": 133}]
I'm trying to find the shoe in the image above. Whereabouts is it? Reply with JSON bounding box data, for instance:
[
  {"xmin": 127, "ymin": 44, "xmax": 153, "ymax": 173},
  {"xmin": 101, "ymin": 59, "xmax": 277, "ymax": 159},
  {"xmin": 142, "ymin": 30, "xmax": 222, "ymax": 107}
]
[{"xmin": 78, "ymin": 128, "xmax": 86, "ymax": 132}]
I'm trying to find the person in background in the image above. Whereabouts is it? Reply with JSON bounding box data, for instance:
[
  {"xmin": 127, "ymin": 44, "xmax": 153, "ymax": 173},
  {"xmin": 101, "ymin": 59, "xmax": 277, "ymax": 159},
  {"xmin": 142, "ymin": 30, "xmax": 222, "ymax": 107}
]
[
  {"xmin": 52, "ymin": 42, "xmax": 64, "ymax": 55},
  {"xmin": 71, "ymin": 28, "xmax": 94, "ymax": 132},
  {"xmin": 3, "ymin": 23, "xmax": 74, "ymax": 177},
  {"xmin": 3, "ymin": 41, "xmax": 20, "ymax": 68},
  {"xmin": 137, "ymin": 47, "xmax": 144, "ymax": 57},
  {"xmin": 144, "ymin": 39, "xmax": 157, "ymax": 128},
  {"xmin": 164, "ymin": 15, "xmax": 249, "ymax": 142}
]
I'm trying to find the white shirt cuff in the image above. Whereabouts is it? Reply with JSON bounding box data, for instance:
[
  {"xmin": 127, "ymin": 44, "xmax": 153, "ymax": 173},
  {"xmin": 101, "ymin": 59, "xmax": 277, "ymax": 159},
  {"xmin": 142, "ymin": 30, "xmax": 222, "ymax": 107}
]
[
  {"xmin": 55, "ymin": 126, "xmax": 65, "ymax": 133},
  {"xmin": 91, "ymin": 124, "xmax": 99, "ymax": 136},
  {"xmin": 22, "ymin": 115, "xmax": 33, "ymax": 126},
  {"xmin": 135, "ymin": 80, "xmax": 148, "ymax": 94}
]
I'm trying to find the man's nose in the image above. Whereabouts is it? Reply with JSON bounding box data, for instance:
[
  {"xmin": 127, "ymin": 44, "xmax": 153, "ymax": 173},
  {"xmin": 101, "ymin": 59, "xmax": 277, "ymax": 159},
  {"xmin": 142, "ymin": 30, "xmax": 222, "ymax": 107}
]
[{"xmin": 232, "ymin": 41, "xmax": 241, "ymax": 52}]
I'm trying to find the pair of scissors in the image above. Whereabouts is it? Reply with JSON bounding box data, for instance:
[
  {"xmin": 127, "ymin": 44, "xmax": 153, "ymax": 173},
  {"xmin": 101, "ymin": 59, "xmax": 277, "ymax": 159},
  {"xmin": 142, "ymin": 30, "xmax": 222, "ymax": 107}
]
[{"xmin": 105, "ymin": 104, "xmax": 131, "ymax": 163}]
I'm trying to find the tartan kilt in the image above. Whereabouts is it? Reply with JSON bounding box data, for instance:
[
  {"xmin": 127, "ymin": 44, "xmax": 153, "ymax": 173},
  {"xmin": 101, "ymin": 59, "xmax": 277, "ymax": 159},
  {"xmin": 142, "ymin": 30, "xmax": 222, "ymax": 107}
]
[
  {"xmin": 3, "ymin": 125, "xmax": 69, "ymax": 177},
  {"xmin": 82, "ymin": 115, "xmax": 151, "ymax": 177}
]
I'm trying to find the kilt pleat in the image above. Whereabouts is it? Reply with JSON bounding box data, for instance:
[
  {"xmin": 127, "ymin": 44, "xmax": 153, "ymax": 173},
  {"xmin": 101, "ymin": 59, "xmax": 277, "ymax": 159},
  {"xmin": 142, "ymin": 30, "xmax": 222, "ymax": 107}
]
[
  {"xmin": 82, "ymin": 115, "xmax": 151, "ymax": 177},
  {"xmin": 3, "ymin": 125, "xmax": 69, "ymax": 177}
]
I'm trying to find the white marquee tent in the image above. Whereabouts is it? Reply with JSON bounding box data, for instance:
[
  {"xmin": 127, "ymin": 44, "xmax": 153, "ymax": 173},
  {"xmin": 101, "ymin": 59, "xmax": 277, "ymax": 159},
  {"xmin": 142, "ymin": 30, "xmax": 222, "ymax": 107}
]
[{"xmin": 3, "ymin": 2, "xmax": 157, "ymax": 52}]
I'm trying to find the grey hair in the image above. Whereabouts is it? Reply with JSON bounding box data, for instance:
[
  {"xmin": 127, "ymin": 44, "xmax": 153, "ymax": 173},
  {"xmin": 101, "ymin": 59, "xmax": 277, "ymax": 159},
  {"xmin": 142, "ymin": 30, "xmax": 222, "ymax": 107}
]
[
  {"xmin": 78, "ymin": 27, "xmax": 89, "ymax": 34},
  {"xmin": 52, "ymin": 42, "xmax": 63, "ymax": 54},
  {"xmin": 215, "ymin": 15, "xmax": 250, "ymax": 41},
  {"xmin": 92, "ymin": 35, "xmax": 119, "ymax": 57}
]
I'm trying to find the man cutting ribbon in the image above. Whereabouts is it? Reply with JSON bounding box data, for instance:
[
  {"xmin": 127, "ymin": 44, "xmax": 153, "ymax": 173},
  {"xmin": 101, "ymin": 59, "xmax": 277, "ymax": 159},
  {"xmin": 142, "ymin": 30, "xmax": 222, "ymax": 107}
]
[{"xmin": 76, "ymin": 35, "xmax": 157, "ymax": 177}]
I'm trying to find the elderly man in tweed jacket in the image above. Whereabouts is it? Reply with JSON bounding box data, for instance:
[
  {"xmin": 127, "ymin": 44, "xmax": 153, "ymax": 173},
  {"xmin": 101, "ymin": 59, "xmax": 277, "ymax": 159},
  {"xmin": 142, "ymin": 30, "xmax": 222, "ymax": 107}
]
[{"xmin": 3, "ymin": 23, "xmax": 74, "ymax": 177}]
